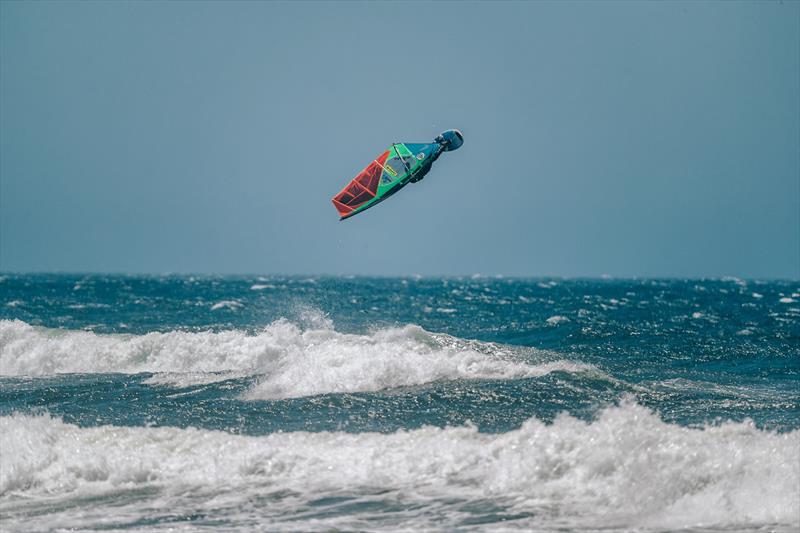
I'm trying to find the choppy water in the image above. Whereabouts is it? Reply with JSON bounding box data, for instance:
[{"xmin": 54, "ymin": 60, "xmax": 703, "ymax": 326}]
[{"xmin": 1, "ymin": 274, "xmax": 798, "ymax": 531}]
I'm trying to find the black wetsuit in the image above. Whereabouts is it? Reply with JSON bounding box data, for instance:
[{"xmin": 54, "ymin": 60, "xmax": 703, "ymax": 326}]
[{"xmin": 409, "ymin": 144, "xmax": 444, "ymax": 183}]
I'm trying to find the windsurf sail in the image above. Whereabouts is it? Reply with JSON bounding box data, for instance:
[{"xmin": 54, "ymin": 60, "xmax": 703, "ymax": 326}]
[{"xmin": 332, "ymin": 142, "xmax": 442, "ymax": 220}]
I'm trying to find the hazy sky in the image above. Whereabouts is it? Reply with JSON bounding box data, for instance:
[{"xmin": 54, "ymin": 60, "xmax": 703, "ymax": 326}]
[{"xmin": 1, "ymin": 1, "xmax": 798, "ymax": 277}]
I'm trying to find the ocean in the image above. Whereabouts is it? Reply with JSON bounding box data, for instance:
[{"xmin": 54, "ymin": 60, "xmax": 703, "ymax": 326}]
[{"xmin": 0, "ymin": 274, "xmax": 798, "ymax": 531}]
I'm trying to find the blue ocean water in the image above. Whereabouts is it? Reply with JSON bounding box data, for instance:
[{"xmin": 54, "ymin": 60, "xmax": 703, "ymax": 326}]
[{"xmin": 0, "ymin": 274, "xmax": 798, "ymax": 531}]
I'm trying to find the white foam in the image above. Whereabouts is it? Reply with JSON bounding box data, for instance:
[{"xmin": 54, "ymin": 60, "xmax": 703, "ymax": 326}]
[
  {"xmin": 1, "ymin": 403, "xmax": 796, "ymax": 531},
  {"xmin": 0, "ymin": 320, "xmax": 589, "ymax": 399},
  {"xmin": 245, "ymin": 334, "xmax": 591, "ymax": 400},
  {"xmin": 546, "ymin": 315, "xmax": 569, "ymax": 325},
  {"xmin": 210, "ymin": 300, "xmax": 244, "ymax": 311},
  {"xmin": 779, "ymin": 297, "xmax": 796, "ymax": 304},
  {"xmin": 67, "ymin": 303, "xmax": 110, "ymax": 310}
]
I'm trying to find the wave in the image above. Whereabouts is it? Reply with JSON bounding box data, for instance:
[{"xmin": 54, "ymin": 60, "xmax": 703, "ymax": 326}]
[
  {"xmin": 1, "ymin": 402, "xmax": 797, "ymax": 531},
  {"xmin": 0, "ymin": 319, "xmax": 593, "ymax": 399}
]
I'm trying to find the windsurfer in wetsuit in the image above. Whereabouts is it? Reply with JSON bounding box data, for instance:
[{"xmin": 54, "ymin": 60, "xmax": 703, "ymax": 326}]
[
  {"xmin": 409, "ymin": 131, "xmax": 460, "ymax": 183},
  {"xmin": 409, "ymin": 150, "xmax": 440, "ymax": 183}
]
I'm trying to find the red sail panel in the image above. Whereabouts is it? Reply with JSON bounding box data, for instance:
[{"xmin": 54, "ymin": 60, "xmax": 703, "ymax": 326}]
[{"xmin": 332, "ymin": 150, "xmax": 389, "ymax": 217}]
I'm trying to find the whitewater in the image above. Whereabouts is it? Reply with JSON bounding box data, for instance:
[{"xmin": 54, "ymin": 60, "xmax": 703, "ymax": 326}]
[{"xmin": 1, "ymin": 275, "xmax": 798, "ymax": 531}]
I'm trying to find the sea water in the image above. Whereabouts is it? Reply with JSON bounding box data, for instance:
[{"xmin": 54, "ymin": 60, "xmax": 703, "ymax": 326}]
[{"xmin": 0, "ymin": 274, "xmax": 798, "ymax": 531}]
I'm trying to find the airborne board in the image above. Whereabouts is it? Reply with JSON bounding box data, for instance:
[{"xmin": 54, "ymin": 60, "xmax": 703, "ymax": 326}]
[{"xmin": 331, "ymin": 142, "xmax": 441, "ymax": 220}]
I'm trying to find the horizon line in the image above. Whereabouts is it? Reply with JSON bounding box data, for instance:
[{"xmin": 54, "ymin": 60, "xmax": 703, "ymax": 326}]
[{"xmin": 1, "ymin": 271, "xmax": 798, "ymax": 282}]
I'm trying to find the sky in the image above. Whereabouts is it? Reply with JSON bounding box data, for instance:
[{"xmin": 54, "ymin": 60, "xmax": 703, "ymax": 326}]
[{"xmin": 1, "ymin": 1, "xmax": 798, "ymax": 278}]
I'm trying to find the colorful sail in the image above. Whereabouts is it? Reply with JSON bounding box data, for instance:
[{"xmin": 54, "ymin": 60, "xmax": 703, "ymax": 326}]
[
  {"xmin": 331, "ymin": 130, "xmax": 463, "ymax": 220},
  {"xmin": 332, "ymin": 142, "xmax": 440, "ymax": 220}
]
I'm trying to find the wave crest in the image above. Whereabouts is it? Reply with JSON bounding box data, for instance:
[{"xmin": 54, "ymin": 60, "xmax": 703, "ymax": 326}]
[
  {"xmin": 1, "ymin": 403, "xmax": 797, "ymax": 530},
  {"xmin": 0, "ymin": 319, "xmax": 591, "ymax": 399}
]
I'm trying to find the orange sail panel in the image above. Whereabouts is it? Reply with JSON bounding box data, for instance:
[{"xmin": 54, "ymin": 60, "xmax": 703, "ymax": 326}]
[{"xmin": 332, "ymin": 150, "xmax": 390, "ymax": 217}]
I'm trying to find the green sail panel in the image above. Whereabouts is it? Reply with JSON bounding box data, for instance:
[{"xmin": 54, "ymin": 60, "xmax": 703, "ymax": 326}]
[{"xmin": 378, "ymin": 144, "xmax": 420, "ymax": 193}]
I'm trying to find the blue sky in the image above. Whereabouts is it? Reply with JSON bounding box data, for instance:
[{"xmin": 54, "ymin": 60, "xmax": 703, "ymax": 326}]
[{"xmin": 1, "ymin": 1, "xmax": 798, "ymax": 277}]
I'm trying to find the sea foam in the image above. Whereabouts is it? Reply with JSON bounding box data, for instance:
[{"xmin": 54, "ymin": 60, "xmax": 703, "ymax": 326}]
[
  {"xmin": 0, "ymin": 319, "xmax": 591, "ymax": 399},
  {"xmin": 1, "ymin": 402, "xmax": 797, "ymax": 531}
]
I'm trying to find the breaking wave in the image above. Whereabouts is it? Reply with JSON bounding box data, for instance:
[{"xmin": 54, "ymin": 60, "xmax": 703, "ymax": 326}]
[
  {"xmin": 1, "ymin": 402, "xmax": 797, "ymax": 531},
  {"xmin": 0, "ymin": 319, "xmax": 593, "ymax": 399}
]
